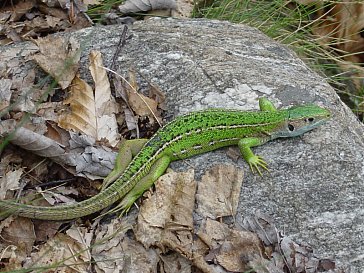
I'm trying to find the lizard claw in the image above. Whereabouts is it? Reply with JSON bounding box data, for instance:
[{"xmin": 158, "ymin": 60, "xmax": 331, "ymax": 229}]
[{"xmin": 248, "ymin": 155, "xmax": 269, "ymax": 176}]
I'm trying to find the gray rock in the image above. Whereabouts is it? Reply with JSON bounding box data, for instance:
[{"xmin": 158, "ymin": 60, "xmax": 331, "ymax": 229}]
[{"xmin": 2, "ymin": 18, "xmax": 363, "ymax": 271}]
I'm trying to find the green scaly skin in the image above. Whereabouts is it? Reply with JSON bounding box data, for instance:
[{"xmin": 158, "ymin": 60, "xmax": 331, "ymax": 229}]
[{"xmin": 0, "ymin": 98, "xmax": 330, "ymax": 220}]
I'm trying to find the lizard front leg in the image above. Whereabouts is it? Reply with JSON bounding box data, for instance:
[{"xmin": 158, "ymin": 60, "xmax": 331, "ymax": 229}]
[
  {"xmin": 238, "ymin": 137, "xmax": 270, "ymax": 176},
  {"xmin": 237, "ymin": 98, "xmax": 276, "ymax": 175}
]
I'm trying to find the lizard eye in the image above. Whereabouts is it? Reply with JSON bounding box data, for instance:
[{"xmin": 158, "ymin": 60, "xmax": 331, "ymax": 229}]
[{"xmin": 288, "ymin": 124, "xmax": 295, "ymax": 131}]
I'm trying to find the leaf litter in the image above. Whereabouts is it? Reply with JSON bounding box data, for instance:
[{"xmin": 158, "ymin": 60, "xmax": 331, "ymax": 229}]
[{"xmin": 0, "ymin": 0, "xmax": 92, "ymax": 45}]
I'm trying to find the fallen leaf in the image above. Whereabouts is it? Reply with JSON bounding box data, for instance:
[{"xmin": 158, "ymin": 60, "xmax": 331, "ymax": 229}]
[
  {"xmin": 89, "ymin": 50, "xmax": 119, "ymax": 146},
  {"xmin": 172, "ymin": 0, "xmax": 195, "ymax": 18},
  {"xmin": 32, "ymin": 36, "xmax": 80, "ymax": 89},
  {"xmin": 24, "ymin": 233, "xmax": 89, "ymax": 272},
  {"xmin": 58, "ymin": 51, "xmax": 120, "ymax": 146},
  {"xmin": 8, "ymin": 0, "xmax": 36, "ymax": 22},
  {"xmin": 280, "ymin": 236, "xmax": 320, "ymax": 272},
  {"xmin": 9, "ymin": 68, "xmax": 37, "ymax": 113},
  {"xmin": 248, "ymin": 256, "xmax": 284, "ymax": 273},
  {"xmin": 6, "ymin": 124, "xmax": 66, "ymax": 158},
  {"xmin": 0, "ymin": 216, "xmax": 36, "ymax": 268},
  {"xmin": 148, "ymin": 82, "xmax": 166, "ymax": 110},
  {"xmin": 40, "ymin": 186, "xmax": 78, "ymax": 205},
  {"xmin": 92, "ymin": 217, "xmax": 159, "ymax": 273},
  {"xmin": 34, "ymin": 220, "xmax": 63, "ymax": 242},
  {"xmin": 0, "ymin": 78, "xmax": 12, "ymax": 112},
  {"xmin": 158, "ymin": 252, "xmax": 191, "ymax": 273},
  {"xmin": 58, "ymin": 75, "xmax": 97, "ymax": 137},
  {"xmin": 241, "ymin": 211, "xmax": 280, "ymax": 246},
  {"xmin": 199, "ymin": 218, "xmax": 264, "ymax": 272},
  {"xmin": 124, "ymin": 107, "xmax": 138, "ymax": 131},
  {"xmin": 135, "ymin": 169, "xmax": 196, "ymax": 250},
  {"xmin": 0, "ymin": 169, "xmax": 23, "ymax": 199},
  {"xmin": 242, "ymin": 212, "xmax": 337, "ymax": 272},
  {"xmin": 196, "ymin": 164, "xmax": 243, "ymax": 219},
  {"xmin": 83, "ymin": 0, "xmax": 101, "ymax": 4},
  {"xmin": 66, "ymin": 225, "xmax": 93, "ymax": 262},
  {"xmin": 0, "ymin": 216, "xmax": 35, "ymax": 272},
  {"xmin": 125, "ymin": 69, "xmax": 160, "ymax": 124},
  {"xmin": 119, "ymin": 0, "xmax": 177, "ymax": 14},
  {"xmin": 134, "ymin": 169, "xmax": 217, "ymax": 272}
]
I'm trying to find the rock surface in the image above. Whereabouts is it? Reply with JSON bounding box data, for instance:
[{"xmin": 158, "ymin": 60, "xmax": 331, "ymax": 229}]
[{"xmin": 2, "ymin": 18, "xmax": 364, "ymax": 271}]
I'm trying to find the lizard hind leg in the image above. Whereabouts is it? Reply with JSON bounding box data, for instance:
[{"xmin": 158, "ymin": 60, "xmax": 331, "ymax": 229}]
[
  {"xmin": 103, "ymin": 155, "xmax": 171, "ymax": 217},
  {"xmin": 102, "ymin": 139, "xmax": 149, "ymax": 190}
]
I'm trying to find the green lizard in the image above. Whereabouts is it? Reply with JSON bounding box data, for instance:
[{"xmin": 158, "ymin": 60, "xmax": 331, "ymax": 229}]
[{"xmin": 0, "ymin": 98, "xmax": 330, "ymax": 220}]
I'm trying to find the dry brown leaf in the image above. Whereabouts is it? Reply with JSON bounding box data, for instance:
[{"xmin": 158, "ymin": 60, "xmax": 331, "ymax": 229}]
[
  {"xmin": 0, "ymin": 120, "xmax": 116, "ymax": 179},
  {"xmin": 280, "ymin": 237, "xmax": 320, "ymax": 272},
  {"xmin": 24, "ymin": 233, "xmax": 89, "ymax": 272},
  {"xmin": 0, "ymin": 78, "xmax": 12, "ymax": 112},
  {"xmin": 92, "ymin": 217, "xmax": 159, "ymax": 273},
  {"xmin": 59, "ymin": 51, "xmax": 119, "ymax": 146},
  {"xmin": 124, "ymin": 107, "xmax": 138, "ymax": 131},
  {"xmin": 37, "ymin": 102, "xmax": 63, "ymax": 123},
  {"xmin": 135, "ymin": 169, "xmax": 196, "ymax": 250},
  {"xmin": 112, "ymin": 69, "xmax": 139, "ymax": 131},
  {"xmin": 248, "ymin": 256, "xmax": 284, "ymax": 273},
  {"xmin": 0, "ymin": 245, "xmax": 23, "ymax": 271},
  {"xmin": 158, "ymin": 252, "xmax": 191, "ymax": 273},
  {"xmin": 0, "ymin": 216, "xmax": 35, "ymax": 272},
  {"xmin": 89, "ymin": 51, "xmax": 117, "ymax": 115},
  {"xmin": 4, "ymin": 122, "xmax": 66, "ymax": 158},
  {"xmin": 0, "ymin": 169, "xmax": 23, "ymax": 199},
  {"xmin": 0, "ymin": 0, "xmax": 91, "ymax": 44},
  {"xmin": 134, "ymin": 169, "xmax": 217, "ymax": 272},
  {"xmin": 40, "ymin": 186, "xmax": 78, "ymax": 205},
  {"xmin": 89, "ymin": 50, "xmax": 119, "ymax": 145},
  {"xmin": 148, "ymin": 82, "xmax": 167, "ymax": 110},
  {"xmin": 119, "ymin": 0, "xmax": 177, "ymax": 14},
  {"xmin": 66, "ymin": 225, "xmax": 93, "ymax": 262},
  {"xmin": 0, "ymin": 153, "xmax": 22, "ymax": 177},
  {"xmin": 58, "ymin": 75, "xmax": 97, "ymax": 136},
  {"xmin": 198, "ymin": 218, "xmax": 264, "ymax": 272},
  {"xmin": 83, "ymin": 0, "xmax": 101, "ymax": 4},
  {"xmin": 8, "ymin": 68, "xmax": 37, "ymax": 113},
  {"xmin": 0, "ymin": 43, "xmax": 40, "ymax": 116},
  {"xmin": 242, "ymin": 212, "xmax": 338, "ymax": 272},
  {"xmin": 172, "ymin": 0, "xmax": 195, "ymax": 18},
  {"xmin": 0, "ymin": 217, "xmax": 36, "ymax": 261},
  {"xmin": 242, "ymin": 211, "xmax": 280, "ymax": 246},
  {"xmin": 196, "ymin": 164, "xmax": 243, "ymax": 219},
  {"xmin": 38, "ymin": 3, "xmax": 69, "ymax": 20},
  {"xmin": 34, "ymin": 220, "xmax": 63, "ymax": 242},
  {"xmin": 32, "ymin": 36, "xmax": 80, "ymax": 89},
  {"xmin": 125, "ymin": 69, "xmax": 159, "ymax": 124},
  {"xmin": 8, "ymin": 0, "xmax": 36, "ymax": 22},
  {"xmin": 92, "ymin": 217, "xmax": 129, "ymax": 273}
]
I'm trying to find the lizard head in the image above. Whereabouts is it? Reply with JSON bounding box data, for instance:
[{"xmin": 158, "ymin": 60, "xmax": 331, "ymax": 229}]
[{"xmin": 282, "ymin": 104, "xmax": 331, "ymax": 137}]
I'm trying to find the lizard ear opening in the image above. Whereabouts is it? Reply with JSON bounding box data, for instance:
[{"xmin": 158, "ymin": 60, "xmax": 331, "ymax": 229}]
[
  {"xmin": 305, "ymin": 117, "xmax": 315, "ymax": 123},
  {"xmin": 288, "ymin": 124, "xmax": 295, "ymax": 131}
]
